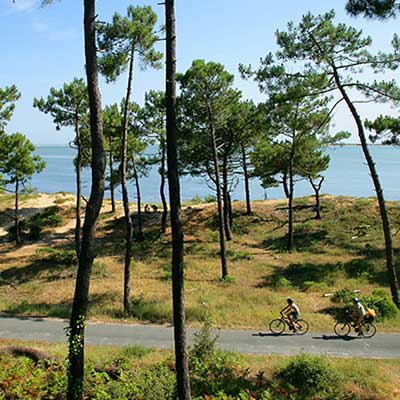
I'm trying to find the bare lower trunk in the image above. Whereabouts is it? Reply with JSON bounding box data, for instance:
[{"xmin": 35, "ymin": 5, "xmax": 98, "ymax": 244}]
[
  {"xmin": 207, "ymin": 106, "xmax": 228, "ymax": 278},
  {"xmin": 334, "ymin": 67, "xmax": 400, "ymax": 308},
  {"xmin": 160, "ymin": 142, "xmax": 168, "ymax": 234},
  {"xmin": 132, "ymin": 158, "xmax": 143, "ymax": 241},
  {"xmin": 67, "ymin": 1, "xmax": 105, "ymax": 399},
  {"xmin": 75, "ymin": 120, "xmax": 82, "ymax": 257},
  {"xmin": 222, "ymin": 154, "xmax": 232, "ymax": 241},
  {"xmin": 109, "ymin": 137, "xmax": 115, "ymax": 213},
  {"xmin": 165, "ymin": 1, "xmax": 192, "ymax": 398},
  {"xmin": 227, "ymin": 192, "xmax": 233, "ymax": 228},
  {"xmin": 14, "ymin": 179, "xmax": 20, "ymax": 245},
  {"xmin": 121, "ymin": 46, "xmax": 135, "ymax": 314},
  {"xmin": 287, "ymin": 156, "xmax": 294, "ymax": 251},
  {"xmin": 241, "ymin": 144, "xmax": 252, "ymax": 215},
  {"xmin": 282, "ymin": 171, "xmax": 289, "ymax": 199}
]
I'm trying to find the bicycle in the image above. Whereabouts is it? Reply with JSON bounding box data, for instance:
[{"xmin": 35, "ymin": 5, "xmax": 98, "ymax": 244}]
[
  {"xmin": 334, "ymin": 317, "xmax": 376, "ymax": 338},
  {"xmin": 269, "ymin": 312, "xmax": 309, "ymax": 335}
]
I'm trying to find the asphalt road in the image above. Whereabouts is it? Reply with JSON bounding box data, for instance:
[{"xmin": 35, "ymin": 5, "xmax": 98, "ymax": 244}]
[{"xmin": 0, "ymin": 317, "xmax": 399, "ymax": 359}]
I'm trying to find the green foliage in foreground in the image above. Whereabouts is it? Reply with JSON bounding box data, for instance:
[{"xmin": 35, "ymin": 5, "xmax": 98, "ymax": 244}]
[{"xmin": 0, "ymin": 343, "xmax": 396, "ymax": 400}]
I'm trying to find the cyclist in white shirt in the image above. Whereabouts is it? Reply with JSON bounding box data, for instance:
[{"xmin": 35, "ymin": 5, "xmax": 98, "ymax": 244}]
[
  {"xmin": 281, "ymin": 298, "xmax": 301, "ymax": 332},
  {"xmin": 352, "ymin": 297, "xmax": 366, "ymax": 335}
]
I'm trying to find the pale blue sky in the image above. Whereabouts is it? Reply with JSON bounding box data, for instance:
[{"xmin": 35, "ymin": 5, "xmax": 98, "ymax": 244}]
[{"xmin": 1, "ymin": 0, "xmax": 399, "ymax": 144}]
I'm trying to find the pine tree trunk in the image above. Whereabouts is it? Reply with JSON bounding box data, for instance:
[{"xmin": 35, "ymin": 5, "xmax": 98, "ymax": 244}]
[
  {"xmin": 109, "ymin": 137, "xmax": 115, "ymax": 213},
  {"xmin": 132, "ymin": 157, "xmax": 143, "ymax": 241},
  {"xmin": 121, "ymin": 45, "xmax": 135, "ymax": 314},
  {"xmin": 14, "ymin": 179, "xmax": 20, "ymax": 245},
  {"xmin": 309, "ymin": 176, "xmax": 323, "ymax": 220},
  {"xmin": 75, "ymin": 119, "xmax": 82, "ymax": 257},
  {"xmin": 165, "ymin": 2, "xmax": 192, "ymax": 398},
  {"xmin": 207, "ymin": 105, "xmax": 229, "ymax": 278},
  {"xmin": 287, "ymin": 155, "xmax": 294, "ymax": 251},
  {"xmin": 160, "ymin": 142, "xmax": 168, "ymax": 234},
  {"xmin": 67, "ymin": 1, "xmax": 105, "ymax": 399},
  {"xmin": 222, "ymin": 153, "xmax": 232, "ymax": 241},
  {"xmin": 227, "ymin": 192, "xmax": 233, "ymax": 228},
  {"xmin": 334, "ymin": 66, "xmax": 400, "ymax": 308},
  {"xmin": 282, "ymin": 171, "xmax": 290, "ymax": 199},
  {"xmin": 241, "ymin": 144, "xmax": 252, "ymax": 215}
]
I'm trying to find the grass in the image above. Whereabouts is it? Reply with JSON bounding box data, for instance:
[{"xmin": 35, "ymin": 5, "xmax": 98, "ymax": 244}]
[
  {"xmin": 0, "ymin": 338, "xmax": 399, "ymax": 399},
  {"xmin": 0, "ymin": 194, "xmax": 399, "ymax": 332}
]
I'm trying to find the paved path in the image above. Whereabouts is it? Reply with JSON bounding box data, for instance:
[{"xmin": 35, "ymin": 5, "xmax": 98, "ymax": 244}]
[{"xmin": 1, "ymin": 317, "xmax": 399, "ymax": 359}]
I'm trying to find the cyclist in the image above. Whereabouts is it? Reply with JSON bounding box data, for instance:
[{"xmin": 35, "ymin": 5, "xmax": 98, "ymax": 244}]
[
  {"xmin": 352, "ymin": 297, "xmax": 366, "ymax": 335},
  {"xmin": 280, "ymin": 298, "xmax": 300, "ymax": 332}
]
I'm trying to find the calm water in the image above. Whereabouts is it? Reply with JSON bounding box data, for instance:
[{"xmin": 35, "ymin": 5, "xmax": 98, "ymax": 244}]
[{"xmin": 29, "ymin": 145, "xmax": 400, "ymax": 202}]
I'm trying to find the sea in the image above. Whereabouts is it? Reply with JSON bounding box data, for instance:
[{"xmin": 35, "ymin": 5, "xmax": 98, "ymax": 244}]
[{"xmin": 28, "ymin": 145, "xmax": 400, "ymax": 202}]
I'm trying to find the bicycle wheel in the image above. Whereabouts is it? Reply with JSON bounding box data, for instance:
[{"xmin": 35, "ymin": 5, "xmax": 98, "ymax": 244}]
[
  {"xmin": 361, "ymin": 322, "xmax": 376, "ymax": 338},
  {"xmin": 334, "ymin": 322, "xmax": 351, "ymax": 337},
  {"xmin": 295, "ymin": 319, "xmax": 309, "ymax": 335},
  {"xmin": 269, "ymin": 318, "xmax": 285, "ymax": 335}
]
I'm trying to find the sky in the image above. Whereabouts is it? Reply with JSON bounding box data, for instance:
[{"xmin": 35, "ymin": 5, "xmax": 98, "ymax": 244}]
[{"xmin": 0, "ymin": 0, "xmax": 399, "ymax": 145}]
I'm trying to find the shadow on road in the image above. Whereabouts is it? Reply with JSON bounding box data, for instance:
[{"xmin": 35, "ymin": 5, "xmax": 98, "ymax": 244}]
[
  {"xmin": 253, "ymin": 332, "xmax": 294, "ymax": 337},
  {"xmin": 313, "ymin": 334, "xmax": 360, "ymax": 341}
]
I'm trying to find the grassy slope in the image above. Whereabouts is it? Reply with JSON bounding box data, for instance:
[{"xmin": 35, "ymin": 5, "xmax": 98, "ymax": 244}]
[{"xmin": 0, "ymin": 193, "xmax": 399, "ymax": 332}]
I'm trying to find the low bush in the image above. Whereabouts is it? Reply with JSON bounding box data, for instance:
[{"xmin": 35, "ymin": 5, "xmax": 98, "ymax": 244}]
[
  {"xmin": 268, "ymin": 275, "xmax": 292, "ymax": 289},
  {"xmin": 331, "ymin": 288, "xmax": 356, "ymax": 304},
  {"xmin": 7, "ymin": 206, "xmax": 63, "ymax": 241},
  {"xmin": 362, "ymin": 289, "xmax": 398, "ymax": 321},
  {"xmin": 344, "ymin": 259, "xmax": 376, "ymax": 279},
  {"xmin": 189, "ymin": 319, "xmax": 252, "ymax": 398},
  {"xmin": 275, "ymin": 354, "xmax": 341, "ymax": 399},
  {"xmin": 36, "ymin": 247, "xmax": 77, "ymax": 266}
]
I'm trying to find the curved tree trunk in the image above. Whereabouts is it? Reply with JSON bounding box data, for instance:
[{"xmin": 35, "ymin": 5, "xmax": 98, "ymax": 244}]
[
  {"xmin": 282, "ymin": 170, "xmax": 290, "ymax": 199},
  {"xmin": 334, "ymin": 66, "xmax": 400, "ymax": 308},
  {"xmin": 222, "ymin": 153, "xmax": 232, "ymax": 241},
  {"xmin": 108, "ymin": 136, "xmax": 115, "ymax": 213},
  {"xmin": 67, "ymin": 1, "xmax": 105, "ymax": 398},
  {"xmin": 121, "ymin": 46, "xmax": 135, "ymax": 314},
  {"xmin": 160, "ymin": 141, "xmax": 168, "ymax": 234},
  {"xmin": 165, "ymin": 1, "xmax": 192, "ymax": 398},
  {"xmin": 241, "ymin": 144, "xmax": 252, "ymax": 215},
  {"xmin": 75, "ymin": 119, "xmax": 82, "ymax": 257},
  {"xmin": 132, "ymin": 157, "xmax": 143, "ymax": 241},
  {"xmin": 309, "ymin": 176, "xmax": 324, "ymax": 220},
  {"xmin": 14, "ymin": 178, "xmax": 20, "ymax": 245}
]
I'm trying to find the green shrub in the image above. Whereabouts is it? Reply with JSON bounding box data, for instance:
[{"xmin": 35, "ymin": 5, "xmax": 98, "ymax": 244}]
[
  {"xmin": 161, "ymin": 264, "xmax": 172, "ymax": 281},
  {"xmin": 302, "ymin": 280, "xmax": 328, "ymax": 292},
  {"xmin": 36, "ymin": 247, "xmax": 77, "ymax": 266},
  {"xmin": 269, "ymin": 275, "xmax": 292, "ymax": 289},
  {"xmin": 276, "ymin": 354, "xmax": 341, "ymax": 399},
  {"xmin": 362, "ymin": 290, "xmax": 398, "ymax": 321},
  {"xmin": 189, "ymin": 319, "xmax": 252, "ymax": 398},
  {"xmin": 91, "ymin": 364, "xmax": 176, "ymax": 400},
  {"xmin": 229, "ymin": 250, "xmax": 253, "ymax": 262},
  {"xmin": 7, "ymin": 206, "xmax": 63, "ymax": 241},
  {"xmin": 331, "ymin": 288, "xmax": 356, "ymax": 304},
  {"xmin": 204, "ymin": 194, "xmax": 217, "ymax": 203},
  {"xmin": 344, "ymin": 259, "xmax": 376, "ymax": 278}
]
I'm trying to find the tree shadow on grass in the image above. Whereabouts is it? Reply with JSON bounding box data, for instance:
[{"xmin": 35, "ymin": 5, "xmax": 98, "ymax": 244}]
[
  {"xmin": 0, "ymin": 258, "xmax": 75, "ymax": 286},
  {"xmin": 2, "ymin": 292, "xmax": 121, "ymax": 320},
  {"xmin": 260, "ymin": 229, "xmax": 330, "ymax": 253},
  {"xmin": 256, "ymin": 258, "xmax": 397, "ymax": 290}
]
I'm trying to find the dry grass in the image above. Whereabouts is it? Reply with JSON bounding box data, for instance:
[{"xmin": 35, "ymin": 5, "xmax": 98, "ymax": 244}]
[{"xmin": 0, "ymin": 193, "xmax": 400, "ymax": 332}]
